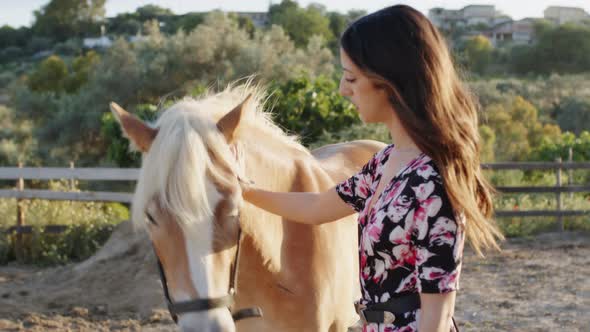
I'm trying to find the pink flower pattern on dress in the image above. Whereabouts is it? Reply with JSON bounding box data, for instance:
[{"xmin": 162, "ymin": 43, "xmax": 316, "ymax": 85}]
[{"xmin": 336, "ymin": 145, "xmax": 464, "ymax": 332}]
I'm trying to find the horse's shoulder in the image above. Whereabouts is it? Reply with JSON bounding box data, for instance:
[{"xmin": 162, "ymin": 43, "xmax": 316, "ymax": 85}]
[{"xmin": 310, "ymin": 140, "xmax": 387, "ymax": 184}]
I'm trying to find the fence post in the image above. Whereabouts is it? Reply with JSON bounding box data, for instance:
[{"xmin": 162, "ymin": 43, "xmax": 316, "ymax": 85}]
[
  {"xmin": 555, "ymin": 158, "xmax": 564, "ymax": 232},
  {"xmin": 568, "ymin": 148, "xmax": 573, "ymax": 200},
  {"xmin": 15, "ymin": 162, "xmax": 25, "ymax": 260},
  {"xmin": 69, "ymin": 161, "xmax": 76, "ymax": 190}
]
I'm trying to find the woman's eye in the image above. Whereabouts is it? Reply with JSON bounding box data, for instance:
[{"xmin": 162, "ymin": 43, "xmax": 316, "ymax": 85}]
[{"xmin": 345, "ymin": 78, "xmax": 356, "ymax": 83}]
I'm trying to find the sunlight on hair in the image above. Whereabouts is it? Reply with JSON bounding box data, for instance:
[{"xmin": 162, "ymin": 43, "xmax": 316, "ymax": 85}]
[{"xmin": 132, "ymin": 81, "xmax": 306, "ymax": 228}]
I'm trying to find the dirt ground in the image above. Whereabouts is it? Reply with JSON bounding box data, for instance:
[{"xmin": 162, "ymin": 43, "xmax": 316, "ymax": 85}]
[{"xmin": 0, "ymin": 220, "xmax": 588, "ymax": 332}]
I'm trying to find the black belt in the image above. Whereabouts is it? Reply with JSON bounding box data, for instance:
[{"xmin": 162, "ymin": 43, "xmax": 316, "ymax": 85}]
[{"xmin": 354, "ymin": 293, "xmax": 421, "ymax": 324}]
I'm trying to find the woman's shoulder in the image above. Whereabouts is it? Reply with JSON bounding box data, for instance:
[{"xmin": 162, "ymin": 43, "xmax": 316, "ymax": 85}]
[
  {"xmin": 374, "ymin": 143, "xmax": 395, "ymax": 162},
  {"xmin": 401, "ymin": 153, "xmax": 442, "ymax": 183},
  {"xmin": 364, "ymin": 144, "xmax": 395, "ymax": 174}
]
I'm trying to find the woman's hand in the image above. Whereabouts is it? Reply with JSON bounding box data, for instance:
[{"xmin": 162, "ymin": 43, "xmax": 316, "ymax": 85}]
[{"xmin": 237, "ymin": 174, "xmax": 255, "ymax": 192}]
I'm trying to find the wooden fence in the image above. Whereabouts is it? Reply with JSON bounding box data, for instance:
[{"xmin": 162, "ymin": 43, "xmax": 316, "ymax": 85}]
[
  {"xmin": 1, "ymin": 161, "xmax": 589, "ymax": 234},
  {"xmin": 483, "ymin": 161, "xmax": 590, "ymax": 226}
]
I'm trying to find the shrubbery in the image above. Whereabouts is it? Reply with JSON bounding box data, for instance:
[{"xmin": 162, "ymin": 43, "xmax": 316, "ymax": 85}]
[{"xmin": 0, "ymin": 180, "xmax": 128, "ymax": 265}]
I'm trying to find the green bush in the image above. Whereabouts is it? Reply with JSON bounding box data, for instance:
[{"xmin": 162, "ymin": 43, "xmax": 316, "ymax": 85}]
[
  {"xmin": 53, "ymin": 38, "xmax": 82, "ymax": 56},
  {"xmin": 0, "ymin": 180, "xmax": 128, "ymax": 265},
  {"xmin": 0, "ymin": 70, "xmax": 15, "ymax": 88},
  {"xmin": 531, "ymin": 131, "xmax": 590, "ymax": 162},
  {"xmin": 494, "ymin": 193, "xmax": 590, "ymax": 237},
  {"xmin": 555, "ymin": 98, "xmax": 590, "ymax": 136},
  {"xmin": 0, "ymin": 46, "xmax": 23, "ymax": 64},
  {"xmin": 270, "ymin": 75, "xmax": 360, "ymax": 146},
  {"xmin": 27, "ymin": 55, "xmax": 68, "ymax": 94},
  {"xmin": 3, "ymin": 221, "xmax": 115, "ymax": 265}
]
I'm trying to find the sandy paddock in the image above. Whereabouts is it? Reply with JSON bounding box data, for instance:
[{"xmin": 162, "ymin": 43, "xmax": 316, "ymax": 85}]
[{"xmin": 0, "ymin": 221, "xmax": 587, "ymax": 331}]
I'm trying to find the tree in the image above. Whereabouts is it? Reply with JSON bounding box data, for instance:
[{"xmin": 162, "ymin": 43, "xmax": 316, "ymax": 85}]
[
  {"xmin": 32, "ymin": 0, "xmax": 106, "ymax": 41},
  {"xmin": 531, "ymin": 131, "xmax": 590, "ymax": 162},
  {"xmin": 510, "ymin": 23, "xmax": 590, "ymax": 74},
  {"xmin": 0, "ymin": 25, "xmax": 31, "ymax": 49},
  {"xmin": 0, "ymin": 46, "xmax": 23, "ymax": 64},
  {"xmin": 269, "ymin": 0, "xmax": 333, "ymax": 47},
  {"xmin": 483, "ymin": 96, "xmax": 561, "ymax": 161},
  {"xmin": 27, "ymin": 55, "xmax": 69, "ymax": 94},
  {"xmin": 463, "ymin": 35, "xmax": 493, "ymax": 75},
  {"xmin": 107, "ymin": 13, "xmax": 142, "ymax": 35},
  {"xmin": 64, "ymin": 51, "xmax": 101, "ymax": 93},
  {"xmin": 556, "ymin": 97, "xmax": 590, "ymax": 135},
  {"xmin": 170, "ymin": 13, "xmax": 205, "ymax": 33},
  {"xmin": 235, "ymin": 15, "xmax": 256, "ymax": 37},
  {"xmin": 136, "ymin": 4, "xmax": 173, "ymax": 21},
  {"xmin": 478, "ymin": 125, "xmax": 496, "ymax": 162},
  {"xmin": 326, "ymin": 9, "xmax": 366, "ymax": 52},
  {"xmin": 15, "ymin": 11, "xmax": 337, "ymax": 166}
]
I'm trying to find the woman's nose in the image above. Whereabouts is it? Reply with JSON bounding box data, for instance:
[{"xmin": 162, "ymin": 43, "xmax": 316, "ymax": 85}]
[{"xmin": 339, "ymin": 77, "xmax": 351, "ymax": 97}]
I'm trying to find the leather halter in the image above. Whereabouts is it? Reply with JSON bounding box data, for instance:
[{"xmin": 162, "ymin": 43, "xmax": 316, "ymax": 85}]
[{"xmin": 148, "ymin": 213, "xmax": 263, "ymax": 324}]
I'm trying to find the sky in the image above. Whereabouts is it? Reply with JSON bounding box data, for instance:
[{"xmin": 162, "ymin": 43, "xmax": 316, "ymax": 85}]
[{"xmin": 1, "ymin": 0, "xmax": 590, "ymax": 28}]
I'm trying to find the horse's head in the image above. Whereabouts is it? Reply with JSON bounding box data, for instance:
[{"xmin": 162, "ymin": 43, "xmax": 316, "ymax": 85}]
[{"xmin": 110, "ymin": 92, "xmax": 256, "ymax": 332}]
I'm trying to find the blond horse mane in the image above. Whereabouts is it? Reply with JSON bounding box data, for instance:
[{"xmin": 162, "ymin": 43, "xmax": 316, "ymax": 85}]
[{"xmin": 132, "ymin": 83, "xmax": 309, "ymax": 229}]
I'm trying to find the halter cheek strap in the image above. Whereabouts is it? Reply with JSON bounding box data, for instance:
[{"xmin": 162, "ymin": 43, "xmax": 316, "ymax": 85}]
[{"xmin": 154, "ymin": 225, "xmax": 263, "ymax": 323}]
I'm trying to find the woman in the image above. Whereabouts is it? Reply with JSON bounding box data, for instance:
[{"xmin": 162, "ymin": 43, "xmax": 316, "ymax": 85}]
[{"xmin": 242, "ymin": 5, "xmax": 503, "ymax": 332}]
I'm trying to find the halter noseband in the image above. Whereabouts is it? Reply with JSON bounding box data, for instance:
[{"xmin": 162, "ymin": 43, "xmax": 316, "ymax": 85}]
[{"xmin": 148, "ymin": 213, "xmax": 263, "ymax": 324}]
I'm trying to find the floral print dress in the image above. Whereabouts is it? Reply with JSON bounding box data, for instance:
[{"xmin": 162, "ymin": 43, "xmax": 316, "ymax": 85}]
[{"xmin": 336, "ymin": 144, "xmax": 464, "ymax": 332}]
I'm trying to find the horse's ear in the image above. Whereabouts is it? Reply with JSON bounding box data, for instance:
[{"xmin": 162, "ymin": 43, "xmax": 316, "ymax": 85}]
[
  {"xmin": 217, "ymin": 94, "xmax": 252, "ymax": 143},
  {"xmin": 109, "ymin": 102, "xmax": 158, "ymax": 153}
]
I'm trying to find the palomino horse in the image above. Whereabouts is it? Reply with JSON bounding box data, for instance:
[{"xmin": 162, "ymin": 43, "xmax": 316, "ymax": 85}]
[{"xmin": 110, "ymin": 85, "xmax": 385, "ymax": 332}]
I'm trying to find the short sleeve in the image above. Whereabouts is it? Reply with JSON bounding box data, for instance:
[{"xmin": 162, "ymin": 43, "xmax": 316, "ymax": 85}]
[
  {"xmin": 335, "ymin": 151, "xmax": 380, "ymax": 213},
  {"xmin": 411, "ymin": 174, "xmax": 464, "ymax": 293}
]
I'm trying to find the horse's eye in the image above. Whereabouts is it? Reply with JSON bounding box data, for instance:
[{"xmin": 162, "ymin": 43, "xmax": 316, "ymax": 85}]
[{"xmin": 146, "ymin": 213, "xmax": 158, "ymax": 226}]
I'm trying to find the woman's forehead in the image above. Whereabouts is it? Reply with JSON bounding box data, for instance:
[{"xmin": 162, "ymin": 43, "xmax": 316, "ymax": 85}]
[{"xmin": 339, "ymin": 50, "xmax": 358, "ymax": 73}]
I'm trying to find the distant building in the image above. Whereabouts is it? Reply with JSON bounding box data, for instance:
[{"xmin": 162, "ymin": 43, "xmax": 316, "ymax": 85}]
[
  {"xmin": 488, "ymin": 18, "xmax": 537, "ymax": 46},
  {"xmin": 429, "ymin": 7, "xmax": 463, "ymax": 29},
  {"xmin": 129, "ymin": 35, "xmax": 148, "ymax": 43},
  {"xmin": 429, "ymin": 5, "xmax": 507, "ymax": 30},
  {"xmin": 235, "ymin": 12, "xmax": 269, "ymax": 28},
  {"xmin": 462, "ymin": 5, "xmax": 496, "ymax": 26},
  {"xmin": 83, "ymin": 36, "xmax": 112, "ymax": 49},
  {"xmin": 544, "ymin": 6, "xmax": 590, "ymax": 25}
]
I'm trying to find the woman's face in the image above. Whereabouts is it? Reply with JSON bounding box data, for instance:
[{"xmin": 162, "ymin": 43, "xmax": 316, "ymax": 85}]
[{"xmin": 339, "ymin": 48, "xmax": 393, "ymax": 124}]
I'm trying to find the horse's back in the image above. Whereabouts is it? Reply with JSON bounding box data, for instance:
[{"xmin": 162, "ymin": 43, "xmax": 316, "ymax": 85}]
[{"xmin": 312, "ymin": 140, "xmax": 387, "ymax": 184}]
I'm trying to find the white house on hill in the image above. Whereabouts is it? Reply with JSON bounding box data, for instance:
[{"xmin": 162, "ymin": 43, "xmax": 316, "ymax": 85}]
[
  {"xmin": 429, "ymin": 5, "xmax": 509, "ymax": 29},
  {"xmin": 83, "ymin": 36, "xmax": 112, "ymax": 49},
  {"xmin": 544, "ymin": 6, "xmax": 590, "ymax": 25},
  {"xmin": 487, "ymin": 18, "xmax": 537, "ymax": 46}
]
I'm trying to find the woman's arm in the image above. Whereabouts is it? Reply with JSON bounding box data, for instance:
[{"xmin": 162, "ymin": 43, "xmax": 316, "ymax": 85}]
[
  {"xmin": 418, "ymin": 292, "xmax": 456, "ymax": 332},
  {"xmin": 243, "ymin": 186, "xmax": 355, "ymax": 225}
]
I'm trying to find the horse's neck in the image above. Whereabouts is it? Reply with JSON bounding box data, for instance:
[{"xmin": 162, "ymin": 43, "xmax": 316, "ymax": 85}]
[{"xmin": 238, "ymin": 141, "xmax": 332, "ymax": 275}]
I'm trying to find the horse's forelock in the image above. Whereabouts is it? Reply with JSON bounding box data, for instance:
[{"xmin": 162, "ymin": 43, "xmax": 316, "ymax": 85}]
[{"xmin": 131, "ymin": 84, "xmax": 307, "ymax": 229}]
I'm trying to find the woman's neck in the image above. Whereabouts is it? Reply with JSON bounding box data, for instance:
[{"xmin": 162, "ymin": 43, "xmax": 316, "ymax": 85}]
[{"xmin": 384, "ymin": 117, "xmax": 420, "ymax": 152}]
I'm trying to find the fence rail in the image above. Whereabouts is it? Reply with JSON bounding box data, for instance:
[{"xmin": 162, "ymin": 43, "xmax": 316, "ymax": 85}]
[
  {"xmin": 0, "ymin": 189, "xmax": 133, "ymax": 203},
  {"xmin": 0, "ymin": 167, "xmax": 138, "ymax": 181},
  {"xmin": 1, "ymin": 161, "xmax": 589, "ymax": 236},
  {"xmin": 482, "ymin": 161, "xmax": 590, "ymax": 170}
]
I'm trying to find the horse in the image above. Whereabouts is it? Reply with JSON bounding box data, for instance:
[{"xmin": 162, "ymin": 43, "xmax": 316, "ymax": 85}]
[{"xmin": 110, "ymin": 84, "xmax": 385, "ymax": 332}]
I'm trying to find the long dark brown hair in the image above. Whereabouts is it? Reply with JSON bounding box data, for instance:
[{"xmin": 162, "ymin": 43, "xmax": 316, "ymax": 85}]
[{"xmin": 341, "ymin": 5, "xmax": 503, "ymax": 254}]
